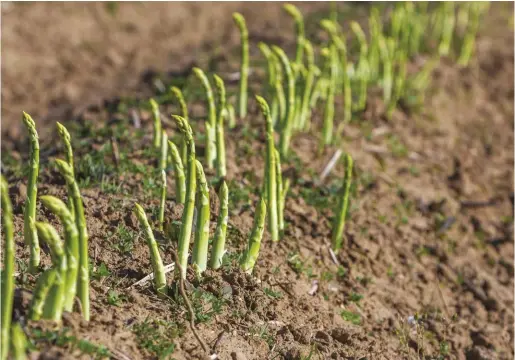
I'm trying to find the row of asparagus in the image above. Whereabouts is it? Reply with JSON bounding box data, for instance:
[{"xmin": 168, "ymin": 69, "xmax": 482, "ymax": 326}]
[{"xmin": 1, "ymin": 2, "xmax": 488, "ymax": 358}]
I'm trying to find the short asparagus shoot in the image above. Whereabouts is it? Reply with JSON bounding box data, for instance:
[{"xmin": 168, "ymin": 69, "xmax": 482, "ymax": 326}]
[
  {"xmin": 160, "ymin": 130, "xmax": 168, "ymax": 172},
  {"xmin": 159, "ymin": 170, "xmax": 167, "ymax": 231},
  {"xmin": 214, "ymin": 74, "xmax": 227, "ymax": 178},
  {"xmin": 192, "ymin": 160, "xmax": 210, "ymax": 273},
  {"xmin": 240, "ymin": 197, "xmax": 267, "ymax": 273},
  {"xmin": 210, "ymin": 181, "xmax": 229, "ymax": 270},
  {"xmin": 134, "ymin": 203, "xmax": 168, "ymax": 295},
  {"xmin": 331, "ymin": 154, "xmax": 353, "ymax": 253},
  {"xmin": 56, "ymin": 122, "xmax": 75, "ymax": 218},
  {"xmin": 149, "ymin": 99, "xmax": 162, "ymax": 149},
  {"xmin": 168, "ymin": 140, "xmax": 186, "ymax": 204}
]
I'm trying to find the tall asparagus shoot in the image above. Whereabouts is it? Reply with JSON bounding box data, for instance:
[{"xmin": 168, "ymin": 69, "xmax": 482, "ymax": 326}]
[
  {"xmin": 134, "ymin": 203, "xmax": 168, "ymax": 295},
  {"xmin": 39, "ymin": 195, "xmax": 79, "ymax": 313},
  {"xmin": 150, "ymin": 99, "xmax": 162, "ymax": 149},
  {"xmin": 172, "ymin": 115, "xmax": 197, "ymax": 279},
  {"xmin": 55, "ymin": 159, "xmax": 90, "ymax": 320},
  {"xmin": 191, "ymin": 160, "xmax": 210, "ymax": 273},
  {"xmin": 22, "ymin": 112, "xmax": 40, "ymax": 272},
  {"xmin": 167, "ymin": 140, "xmax": 186, "ymax": 204},
  {"xmin": 458, "ymin": 3, "xmax": 481, "ymax": 66},
  {"xmin": 170, "ymin": 86, "xmax": 189, "ymax": 163},
  {"xmin": 272, "ymin": 46, "xmax": 295, "ymax": 157},
  {"xmin": 56, "ymin": 122, "xmax": 75, "ymax": 218},
  {"xmin": 159, "ymin": 170, "xmax": 166, "ymax": 231},
  {"xmin": 322, "ymin": 45, "xmax": 337, "ymax": 146},
  {"xmin": 273, "ymin": 53, "xmax": 287, "ymax": 127},
  {"xmin": 160, "ymin": 130, "xmax": 168, "ymax": 172},
  {"xmin": 331, "ymin": 154, "xmax": 353, "ymax": 253},
  {"xmin": 233, "ymin": 13, "xmax": 249, "ymax": 119},
  {"xmin": 439, "ymin": 2, "xmax": 456, "ymax": 57},
  {"xmin": 283, "ymin": 4, "xmax": 305, "ymax": 65},
  {"xmin": 350, "ymin": 21, "xmax": 369, "ymax": 111},
  {"xmin": 209, "ymin": 181, "xmax": 229, "ymax": 270},
  {"xmin": 256, "ymin": 95, "xmax": 278, "ymax": 242},
  {"xmin": 214, "ymin": 74, "xmax": 227, "ymax": 178},
  {"xmin": 35, "ymin": 222, "xmax": 67, "ymax": 321},
  {"xmin": 299, "ymin": 41, "xmax": 317, "ymax": 130},
  {"xmin": 1, "ymin": 177, "xmax": 14, "ymax": 360},
  {"xmin": 193, "ymin": 68, "xmax": 216, "ymax": 169},
  {"xmin": 240, "ymin": 197, "xmax": 267, "ymax": 273}
]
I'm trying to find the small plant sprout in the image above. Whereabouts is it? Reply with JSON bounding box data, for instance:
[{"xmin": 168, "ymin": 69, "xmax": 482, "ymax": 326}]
[
  {"xmin": 258, "ymin": 42, "xmax": 276, "ymax": 102},
  {"xmin": 322, "ymin": 45, "xmax": 338, "ymax": 146},
  {"xmin": 159, "ymin": 170, "xmax": 166, "ymax": 231},
  {"xmin": 22, "ymin": 112, "xmax": 40, "ymax": 273},
  {"xmin": 271, "ymin": 46, "xmax": 295, "ymax": 157},
  {"xmin": 458, "ymin": 3, "xmax": 481, "ymax": 66},
  {"xmin": 35, "ymin": 222, "xmax": 67, "ymax": 321},
  {"xmin": 232, "ymin": 12, "xmax": 249, "ymax": 119},
  {"xmin": 226, "ymin": 103, "xmax": 236, "ymax": 129},
  {"xmin": 55, "ymin": 159, "xmax": 90, "ymax": 320},
  {"xmin": 167, "ymin": 140, "xmax": 186, "ymax": 204},
  {"xmin": 192, "ymin": 160, "xmax": 210, "ymax": 273},
  {"xmin": 39, "ymin": 195, "xmax": 79, "ymax": 313},
  {"xmin": 134, "ymin": 203, "xmax": 168, "ymax": 295},
  {"xmin": 214, "ymin": 74, "xmax": 227, "ymax": 178},
  {"xmin": 379, "ymin": 35, "xmax": 393, "ymax": 108},
  {"xmin": 209, "ymin": 181, "xmax": 229, "ymax": 270},
  {"xmin": 170, "ymin": 86, "xmax": 189, "ymax": 163},
  {"xmin": 1, "ymin": 177, "xmax": 14, "ymax": 360},
  {"xmin": 149, "ymin": 98, "xmax": 162, "ymax": 149},
  {"xmin": 387, "ymin": 51, "xmax": 408, "ymax": 119},
  {"xmin": 29, "ymin": 269, "xmax": 57, "ymax": 321},
  {"xmin": 331, "ymin": 154, "xmax": 354, "ymax": 253},
  {"xmin": 368, "ymin": 7, "xmax": 381, "ymax": 82},
  {"xmin": 283, "ymin": 4, "xmax": 305, "ymax": 65},
  {"xmin": 193, "ymin": 67, "xmax": 216, "ymax": 169},
  {"xmin": 240, "ymin": 196, "xmax": 267, "ymax": 273},
  {"xmin": 160, "ymin": 130, "xmax": 168, "ymax": 172},
  {"xmin": 10, "ymin": 323, "xmax": 27, "ymax": 360},
  {"xmin": 56, "ymin": 122, "xmax": 75, "ymax": 218},
  {"xmin": 273, "ymin": 53, "xmax": 287, "ymax": 127},
  {"xmin": 256, "ymin": 95, "xmax": 278, "ymax": 242},
  {"xmin": 172, "ymin": 115, "xmax": 197, "ymax": 279}
]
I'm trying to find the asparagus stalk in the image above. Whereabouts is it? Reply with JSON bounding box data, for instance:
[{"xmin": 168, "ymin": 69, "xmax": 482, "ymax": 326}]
[
  {"xmin": 134, "ymin": 203, "xmax": 168, "ymax": 295},
  {"xmin": 271, "ymin": 46, "xmax": 295, "ymax": 158},
  {"xmin": 158, "ymin": 130, "xmax": 167, "ymax": 172},
  {"xmin": 283, "ymin": 4, "xmax": 305, "ymax": 65},
  {"xmin": 167, "ymin": 140, "xmax": 186, "ymax": 204},
  {"xmin": 272, "ymin": 53, "xmax": 286, "ymax": 128},
  {"xmin": 213, "ymin": 74, "xmax": 227, "ymax": 178},
  {"xmin": 149, "ymin": 99, "xmax": 162, "ymax": 149},
  {"xmin": 274, "ymin": 149, "xmax": 285, "ymax": 235},
  {"xmin": 350, "ymin": 21, "xmax": 369, "ymax": 111},
  {"xmin": 232, "ymin": 13, "xmax": 249, "ymax": 119},
  {"xmin": 54, "ymin": 159, "xmax": 90, "ymax": 320},
  {"xmin": 299, "ymin": 41, "xmax": 317, "ymax": 130},
  {"xmin": 39, "ymin": 195, "xmax": 79, "ymax": 313},
  {"xmin": 209, "ymin": 181, "xmax": 229, "ymax": 270},
  {"xmin": 172, "ymin": 115, "xmax": 197, "ymax": 279},
  {"xmin": 191, "ymin": 160, "xmax": 210, "ymax": 273},
  {"xmin": 170, "ymin": 86, "xmax": 189, "ymax": 164},
  {"xmin": 226, "ymin": 103, "xmax": 236, "ymax": 129},
  {"xmin": 29, "ymin": 269, "xmax": 57, "ymax": 321},
  {"xmin": 331, "ymin": 154, "xmax": 353, "ymax": 253},
  {"xmin": 193, "ymin": 68, "xmax": 216, "ymax": 169},
  {"xmin": 458, "ymin": 3, "xmax": 481, "ymax": 66},
  {"xmin": 159, "ymin": 170, "xmax": 167, "ymax": 231},
  {"xmin": 10, "ymin": 323, "xmax": 27, "ymax": 360},
  {"xmin": 322, "ymin": 45, "xmax": 338, "ymax": 146},
  {"xmin": 35, "ymin": 222, "xmax": 67, "ymax": 321},
  {"xmin": 56, "ymin": 122, "xmax": 75, "ymax": 219},
  {"xmin": 255, "ymin": 95, "xmax": 278, "ymax": 242},
  {"xmin": 1, "ymin": 177, "xmax": 14, "ymax": 360},
  {"xmin": 22, "ymin": 112, "xmax": 40, "ymax": 273},
  {"xmin": 439, "ymin": 2, "xmax": 456, "ymax": 56},
  {"xmin": 240, "ymin": 197, "xmax": 267, "ymax": 273}
]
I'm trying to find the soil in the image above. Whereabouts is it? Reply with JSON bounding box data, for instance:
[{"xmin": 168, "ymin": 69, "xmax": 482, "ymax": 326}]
[{"xmin": 2, "ymin": 2, "xmax": 514, "ymax": 360}]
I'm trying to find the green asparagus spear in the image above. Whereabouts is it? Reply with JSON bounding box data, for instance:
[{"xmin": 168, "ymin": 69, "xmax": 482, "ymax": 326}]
[
  {"xmin": 191, "ymin": 160, "xmax": 210, "ymax": 273},
  {"xmin": 240, "ymin": 197, "xmax": 267, "ymax": 273},
  {"xmin": 1, "ymin": 177, "xmax": 14, "ymax": 360},
  {"xmin": 209, "ymin": 181, "xmax": 229, "ymax": 270}
]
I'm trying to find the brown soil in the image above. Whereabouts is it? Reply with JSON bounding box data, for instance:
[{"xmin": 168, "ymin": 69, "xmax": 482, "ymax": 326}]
[{"xmin": 2, "ymin": 2, "xmax": 514, "ymax": 360}]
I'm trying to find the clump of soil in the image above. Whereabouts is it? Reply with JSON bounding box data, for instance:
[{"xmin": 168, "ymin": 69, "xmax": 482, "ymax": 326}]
[{"xmin": 2, "ymin": 2, "xmax": 513, "ymax": 360}]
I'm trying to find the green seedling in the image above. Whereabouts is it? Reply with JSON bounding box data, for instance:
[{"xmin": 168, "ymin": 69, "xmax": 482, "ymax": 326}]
[
  {"xmin": 214, "ymin": 74, "xmax": 227, "ymax": 178},
  {"xmin": 322, "ymin": 45, "xmax": 338, "ymax": 146},
  {"xmin": 160, "ymin": 130, "xmax": 168, "ymax": 172},
  {"xmin": 170, "ymin": 86, "xmax": 189, "ymax": 164},
  {"xmin": 1, "ymin": 177, "xmax": 14, "ymax": 360},
  {"xmin": 56, "ymin": 122, "xmax": 75, "ymax": 218},
  {"xmin": 159, "ymin": 170, "xmax": 166, "ymax": 231},
  {"xmin": 283, "ymin": 4, "xmax": 305, "ymax": 65},
  {"xmin": 168, "ymin": 140, "xmax": 186, "ymax": 204},
  {"xmin": 193, "ymin": 68, "xmax": 216, "ymax": 169},
  {"xmin": 149, "ymin": 99, "xmax": 161, "ymax": 149},
  {"xmin": 240, "ymin": 197, "xmax": 267, "ymax": 273},
  {"xmin": 192, "ymin": 160, "xmax": 210, "ymax": 273}
]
